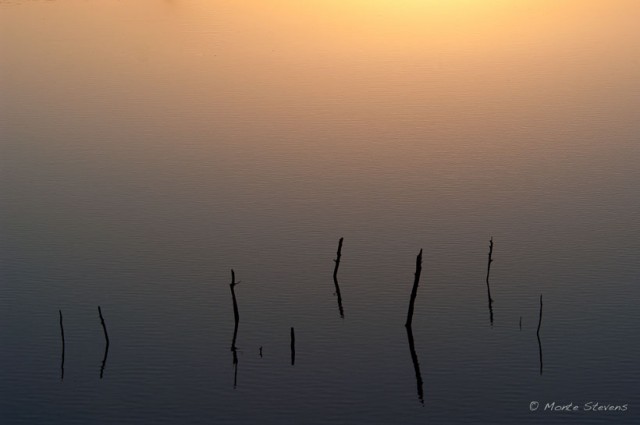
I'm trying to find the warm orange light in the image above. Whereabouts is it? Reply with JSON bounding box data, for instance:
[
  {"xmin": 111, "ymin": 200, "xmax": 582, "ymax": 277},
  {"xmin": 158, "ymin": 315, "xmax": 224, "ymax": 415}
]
[
  {"xmin": 328, "ymin": 0, "xmax": 526, "ymax": 20},
  {"xmin": 204, "ymin": 0, "xmax": 596, "ymax": 58},
  {"xmin": 265, "ymin": 0, "xmax": 547, "ymax": 30}
]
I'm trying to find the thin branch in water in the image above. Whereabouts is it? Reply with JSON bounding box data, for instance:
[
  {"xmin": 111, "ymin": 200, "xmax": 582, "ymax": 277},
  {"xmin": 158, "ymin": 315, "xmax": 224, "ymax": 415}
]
[
  {"xmin": 98, "ymin": 306, "xmax": 110, "ymax": 346},
  {"xmin": 537, "ymin": 295, "xmax": 543, "ymax": 335},
  {"xmin": 332, "ymin": 237, "xmax": 345, "ymax": 318},
  {"xmin": 229, "ymin": 269, "xmax": 240, "ymax": 388},
  {"xmin": 486, "ymin": 238, "xmax": 494, "ymax": 326},
  {"xmin": 230, "ymin": 269, "xmax": 240, "ymax": 325},
  {"xmin": 405, "ymin": 249, "xmax": 423, "ymax": 328},
  {"xmin": 403, "ymin": 249, "xmax": 425, "ymax": 404}
]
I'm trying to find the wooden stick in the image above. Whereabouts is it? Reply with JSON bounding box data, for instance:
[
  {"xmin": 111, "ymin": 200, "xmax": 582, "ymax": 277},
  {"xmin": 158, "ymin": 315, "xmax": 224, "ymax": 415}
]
[
  {"xmin": 332, "ymin": 237, "xmax": 345, "ymax": 318},
  {"xmin": 98, "ymin": 306, "xmax": 109, "ymax": 347},
  {"xmin": 333, "ymin": 237, "xmax": 343, "ymax": 279},
  {"xmin": 405, "ymin": 249, "xmax": 423, "ymax": 328},
  {"xmin": 230, "ymin": 269, "xmax": 239, "ymax": 325},
  {"xmin": 537, "ymin": 295, "xmax": 543, "ymax": 336},
  {"xmin": 486, "ymin": 238, "xmax": 494, "ymax": 325}
]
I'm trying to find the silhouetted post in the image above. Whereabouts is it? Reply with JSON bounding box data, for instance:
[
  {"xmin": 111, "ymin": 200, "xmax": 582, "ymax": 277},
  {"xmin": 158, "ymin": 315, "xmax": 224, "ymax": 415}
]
[
  {"xmin": 98, "ymin": 306, "xmax": 109, "ymax": 379},
  {"xmin": 519, "ymin": 316, "xmax": 522, "ymax": 330},
  {"xmin": 405, "ymin": 249, "xmax": 423, "ymax": 328},
  {"xmin": 333, "ymin": 237, "xmax": 343, "ymax": 279},
  {"xmin": 230, "ymin": 269, "xmax": 240, "ymax": 325},
  {"xmin": 229, "ymin": 270, "xmax": 240, "ymax": 388},
  {"xmin": 98, "ymin": 306, "xmax": 110, "ymax": 346},
  {"xmin": 229, "ymin": 272, "xmax": 239, "ymax": 343},
  {"xmin": 405, "ymin": 325, "xmax": 424, "ymax": 405},
  {"xmin": 290, "ymin": 327, "xmax": 296, "ymax": 366},
  {"xmin": 537, "ymin": 294, "xmax": 543, "ymax": 375},
  {"xmin": 59, "ymin": 310, "xmax": 65, "ymax": 381},
  {"xmin": 332, "ymin": 237, "xmax": 345, "ymax": 318},
  {"xmin": 404, "ymin": 250, "xmax": 424, "ymax": 403},
  {"xmin": 537, "ymin": 295, "xmax": 543, "ymax": 335},
  {"xmin": 486, "ymin": 238, "xmax": 494, "ymax": 325}
]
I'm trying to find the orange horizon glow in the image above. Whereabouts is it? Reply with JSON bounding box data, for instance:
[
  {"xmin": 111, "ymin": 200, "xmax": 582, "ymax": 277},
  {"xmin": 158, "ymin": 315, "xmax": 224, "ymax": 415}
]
[
  {"xmin": 200, "ymin": 0, "xmax": 630, "ymax": 52},
  {"xmin": 2, "ymin": 0, "xmax": 639, "ymax": 175}
]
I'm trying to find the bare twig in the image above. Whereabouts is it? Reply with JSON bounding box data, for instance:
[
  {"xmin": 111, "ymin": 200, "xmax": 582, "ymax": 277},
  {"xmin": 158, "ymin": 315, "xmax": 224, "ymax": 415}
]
[
  {"xmin": 405, "ymin": 249, "xmax": 423, "ymax": 328},
  {"xmin": 486, "ymin": 238, "xmax": 494, "ymax": 325},
  {"xmin": 332, "ymin": 237, "xmax": 345, "ymax": 318}
]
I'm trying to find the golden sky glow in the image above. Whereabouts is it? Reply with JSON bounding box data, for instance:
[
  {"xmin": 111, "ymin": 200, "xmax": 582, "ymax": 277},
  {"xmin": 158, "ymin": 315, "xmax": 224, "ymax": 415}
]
[
  {"xmin": 2, "ymin": 0, "xmax": 639, "ymax": 171},
  {"xmin": 294, "ymin": 0, "xmax": 536, "ymax": 25},
  {"xmin": 185, "ymin": 0, "xmax": 638, "ymax": 61},
  {"xmin": 0, "ymin": 1, "xmax": 637, "ymax": 236}
]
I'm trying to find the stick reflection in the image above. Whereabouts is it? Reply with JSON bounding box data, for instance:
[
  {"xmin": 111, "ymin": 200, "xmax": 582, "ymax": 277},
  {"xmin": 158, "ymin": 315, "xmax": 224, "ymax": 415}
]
[
  {"xmin": 59, "ymin": 310, "xmax": 65, "ymax": 381},
  {"xmin": 405, "ymin": 325, "xmax": 424, "ymax": 405},
  {"xmin": 100, "ymin": 342, "xmax": 109, "ymax": 379},
  {"xmin": 231, "ymin": 321, "xmax": 239, "ymax": 388},
  {"xmin": 537, "ymin": 294, "xmax": 543, "ymax": 375},
  {"xmin": 290, "ymin": 327, "xmax": 295, "ymax": 366},
  {"xmin": 98, "ymin": 306, "xmax": 109, "ymax": 379},
  {"xmin": 229, "ymin": 270, "xmax": 240, "ymax": 388}
]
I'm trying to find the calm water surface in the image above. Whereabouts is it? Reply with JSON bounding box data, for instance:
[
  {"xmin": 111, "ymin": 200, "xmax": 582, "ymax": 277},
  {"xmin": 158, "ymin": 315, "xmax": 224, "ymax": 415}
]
[{"xmin": 1, "ymin": 1, "xmax": 639, "ymax": 424}]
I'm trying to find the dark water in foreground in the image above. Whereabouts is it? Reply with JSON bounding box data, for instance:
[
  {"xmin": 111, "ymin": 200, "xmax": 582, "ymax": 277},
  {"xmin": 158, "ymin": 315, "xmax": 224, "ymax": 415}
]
[{"xmin": 2, "ymin": 1, "xmax": 640, "ymax": 423}]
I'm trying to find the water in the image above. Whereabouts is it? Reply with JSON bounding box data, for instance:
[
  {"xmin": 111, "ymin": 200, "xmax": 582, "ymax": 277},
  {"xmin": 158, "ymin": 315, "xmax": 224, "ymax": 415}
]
[{"xmin": 1, "ymin": 1, "xmax": 639, "ymax": 423}]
